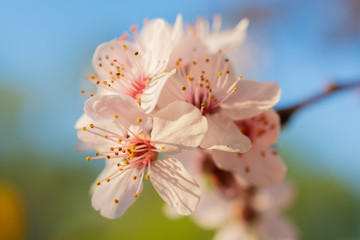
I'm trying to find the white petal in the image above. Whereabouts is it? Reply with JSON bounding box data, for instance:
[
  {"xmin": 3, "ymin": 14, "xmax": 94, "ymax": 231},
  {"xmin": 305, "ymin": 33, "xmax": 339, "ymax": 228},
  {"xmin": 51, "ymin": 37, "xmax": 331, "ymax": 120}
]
[
  {"xmin": 254, "ymin": 182, "xmax": 296, "ymax": 212},
  {"xmin": 140, "ymin": 69, "xmax": 176, "ymax": 113},
  {"xmin": 84, "ymin": 94, "xmax": 146, "ymax": 129},
  {"xmin": 151, "ymin": 101, "xmax": 207, "ymax": 155},
  {"xmin": 150, "ymin": 158, "xmax": 201, "ymax": 215},
  {"xmin": 257, "ymin": 215, "xmax": 299, "ymax": 240},
  {"xmin": 76, "ymin": 117, "xmax": 124, "ymax": 151},
  {"xmin": 214, "ymin": 222, "xmax": 251, "ymax": 240},
  {"xmin": 200, "ymin": 113, "xmax": 251, "ymax": 152},
  {"xmin": 172, "ymin": 14, "xmax": 184, "ymax": 45},
  {"xmin": 205, "ymin": 18, "xmax": 249, "ymax": 54},
  {"xmin": 140, "ymin": 19, "xmax": 173, "ymax": 77},
  {"xmin": 192, "ymin": 189, "xmax": 232, "ymax": 229},
  {"xmin": 211, "ymin": 145, "xmax": 287, "ymax": 188},
  {"xmin": 91, "ymin": 168, "xmax": 141, "ymax": 219},
  {"xmin": 221, "ymin": 80, "xmax": 281, "ymax": 120}
]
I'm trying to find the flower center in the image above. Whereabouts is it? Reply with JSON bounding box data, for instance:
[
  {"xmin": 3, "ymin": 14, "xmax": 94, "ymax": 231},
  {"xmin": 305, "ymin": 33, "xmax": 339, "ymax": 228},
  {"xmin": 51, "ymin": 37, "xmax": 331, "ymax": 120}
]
[
  {"xmin": 174, "ymin": 52, "xmax": 242, "ymax": 115},
  {"xmin": 82, "ymin": 124, "xmax": 160, "ymax": 199}
]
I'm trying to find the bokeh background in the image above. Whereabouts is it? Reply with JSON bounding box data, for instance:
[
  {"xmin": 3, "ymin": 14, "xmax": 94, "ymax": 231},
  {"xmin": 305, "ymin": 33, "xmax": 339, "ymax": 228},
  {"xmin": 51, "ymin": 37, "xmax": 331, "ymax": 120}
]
[{"xmin": 1, "ymin": 0, "xmax": 360, "ymax": 239}]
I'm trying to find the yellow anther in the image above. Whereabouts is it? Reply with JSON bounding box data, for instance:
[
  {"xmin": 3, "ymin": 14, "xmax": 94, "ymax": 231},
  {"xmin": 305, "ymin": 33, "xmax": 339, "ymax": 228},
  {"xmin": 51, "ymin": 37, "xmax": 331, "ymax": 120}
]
[
  {"xmin": 96, "ymin": 181, "xmax": 101, "ymax": 186},
  {"xmin": 80, "ymin": 90, "xmax": 85, "ymax": 94},
  {"xmin": 134, "ymin": 51, "xmax": 139, "ymax": 56},
  {"xmin": 104, "ymin": 135, "xmax": 108, "ymax": 139},
  {"xmin": 233, "ymin": 87, "xmax": 237, "ymax": 91},
  {"xmin": 105, "ymin": 55, "xmax": 109, "ymax": 59},
  {"xmin": 137, "ymin": 118, "xmax": 142, "ymax": 123},
  {"xmin": 160, "ymin": 146, "xmax": 165, "ymax": 150},
  {"xmin": 117, "ymin": 163, "xmax": 121, "ymax": 167},
  {"xmin": 90, "ymin": 124, "xmax": 94, "ymax": 128},
  {"xmin": 95, "ymin": 152, "xmax": 99, "ymax": 156},
  {"xmin": 133, "ymin": 193, "xmax": 138, "ymax": 198},
  {"xmin": 122, "ymin": 149, "xmax": 126, "ymax": 153},
  {"xmin": 130, "ymin": 26, "xmax": 137, "ymax": 32},
  {"xmin": 122, "ymin": 45, "xmax": 128, "ymax": 50},
  {"xmin": 181, "ymin": 86, "xmax": 186, "ymax": 91},
  {"xmin": 187, "ymin": 75, "xmax": 191, "ymax": 79},
  {"xmin": 210, "ymin": 95, "xmax": 216, "ymax": 100},
  {"xmin": 132, "ymin": 175, "xmax": 137, "ymax": 180},
  {"xmin": 145, "ymin": 174, "xmax": 149, "ymax": 180},
  {"xmin": 119, "ymin": 168, "xmax": 123, "ymax": 171},
  {"xmin": 106, "ymin": 178, "xmax": 110, "ymax": 182},
  {"xmin": 218, "ymin": 72, "xmax": 222, "ymax": 76},
  {"xmin": 89, "ymin": 93, "xmax": 94, "ymax": 97},
  {"xmin": 114, "ymin": 199, "xmax": 119, "ymax": 204},
  {"xmin": 86, "ymin": 157, "xmax": 92, "ymax": 161},
  {"xmin": 130, "ymin": 145, "xmax": 136, "ymax": 150},
  {"xmin": 124, "ymin": 160, "xmax": 129, "ymax": 165},
  {"xmin": 82, "ymin": 127, "xmax": 87, "ymax": 131},
  {"xmin": 106, "ymin": 155, "xmax": 111, "ymax": 159},
  {"xmin": 201, "ymin": 103, "xmax": 207, "ymax": 108},
  {"xmin": 115, "ymin": 152, "xmax": 119, "ymax": 156},
  {"xmin": 103, "ymin": 81, "xmax": 107, "ymax": 85},
  {"xmin": 175, "ymin": 61, "xmax": 180, "ymax": 66},
  {"xmin": 114, "ymin": 114, "xmax": 118, "ymax": 119},
  {"xmin": 110, "ymin": 147, "xmax": 114, "ymax": 151},
  {"xmin": 238, "ymin": 74, "xmax": 243, "ymax": 79}
]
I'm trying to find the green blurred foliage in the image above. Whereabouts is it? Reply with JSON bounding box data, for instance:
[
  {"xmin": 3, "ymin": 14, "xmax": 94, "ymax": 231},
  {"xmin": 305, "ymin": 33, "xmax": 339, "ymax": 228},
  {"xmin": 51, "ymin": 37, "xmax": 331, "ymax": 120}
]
[{"xmin": 282, "ymin": 150, "xmax": 360, "ymax": 240}]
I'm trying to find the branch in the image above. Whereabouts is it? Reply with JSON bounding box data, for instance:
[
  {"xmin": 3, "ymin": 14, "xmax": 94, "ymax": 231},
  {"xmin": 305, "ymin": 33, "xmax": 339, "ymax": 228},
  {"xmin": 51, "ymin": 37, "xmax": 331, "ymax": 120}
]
[{"xmin": 276, "ymin": 80, "xmax": 360, "ymax": 126}]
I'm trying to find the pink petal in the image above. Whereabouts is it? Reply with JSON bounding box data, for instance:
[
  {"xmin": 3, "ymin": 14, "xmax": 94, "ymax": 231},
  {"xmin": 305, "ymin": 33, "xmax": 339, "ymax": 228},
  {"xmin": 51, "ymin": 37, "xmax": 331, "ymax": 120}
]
[
  {"xmin": 140, "ymin": 69, "xmax": 176, "ymax": 113},
  {"xmin": 221, "ymin": 80, "xmax": 281, "ymax": 120},
  {"xmin": 214, "ymin": 223, "xmax": 251, "ymax": 240},
  {"xmin": 84, "ymin": 94, "xmax": 146, "ymax": 129},
  {"xmin": 256, "ymin": 215, "xmax": 299, "ymax": 240},
  {"xmin": 167, "ymin": 36, "xmax": 208, "ymax": 71},
  {"xmin": 236, "ymin": 109, "xmax": 280, "ymax": 146},
  {"xmin": 200, "ymin": 113, "xmax": 251, "ymax": 152},
  {"xmin": 150, "ymin": 158, "xmax": 201, "ymax": 215},
  {"xmin": 91, "ymin": 168, "xmax": 141, "ymax": 219},
  {"xmin": 151, "ymin": 101, "xmax": 207, "ymax": 155},
  {"xmin": 76, "ymin": 116, "xmax": 124, "ymax": 151},
  {"xmin": 205, "ymin": 18, "xmax": 249, "ymax": 54},
  {"xmin": 211, "ymin": 144, "xmax": 286, "ymax": 188},
  {"xmin": 192, "ymin": 189, "xmax": 233, "ymax": 229},
  {"xmin": 254, "ymin": 182, "xmax": 296, "ymax": 212}
]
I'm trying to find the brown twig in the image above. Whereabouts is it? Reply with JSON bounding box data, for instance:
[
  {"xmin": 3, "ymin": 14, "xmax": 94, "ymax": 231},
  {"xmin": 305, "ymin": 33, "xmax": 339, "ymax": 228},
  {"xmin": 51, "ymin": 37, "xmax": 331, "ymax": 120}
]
[{"xmin": 276, "ymin": 80, "xmax": 360, "ymax": 126}]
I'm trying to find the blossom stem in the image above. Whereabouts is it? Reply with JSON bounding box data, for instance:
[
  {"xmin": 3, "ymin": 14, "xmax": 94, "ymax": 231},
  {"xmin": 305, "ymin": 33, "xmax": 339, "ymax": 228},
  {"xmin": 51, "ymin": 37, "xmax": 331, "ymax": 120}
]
[{"xmin": 276, "ymin": 79, "xmax": 360, "ymax": 126}]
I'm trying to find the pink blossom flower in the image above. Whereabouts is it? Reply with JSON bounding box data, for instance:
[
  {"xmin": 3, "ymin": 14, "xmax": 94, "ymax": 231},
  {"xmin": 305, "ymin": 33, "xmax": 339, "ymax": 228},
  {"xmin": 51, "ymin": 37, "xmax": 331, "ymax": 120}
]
[
  {"xmin": 210, "ymin": 110, "xmax": 287, "ymax": 187},
  {"xmin": 159, "ymin": 41, "xmax": 281, "ymax": 153},
  {"xmin": 76, "ymin": 94, "xmax": 208, "ymax": 218},
  {"xmin": 193, "ymin": 182, "xmax": 298, "ymax": 240},
  {"xmin": 86, "ymin": 17, "xmax": 183, "ymax": 113},
  {"xmin": 183, "ymin": 15, "xmax": 249, "ymax": 54}
]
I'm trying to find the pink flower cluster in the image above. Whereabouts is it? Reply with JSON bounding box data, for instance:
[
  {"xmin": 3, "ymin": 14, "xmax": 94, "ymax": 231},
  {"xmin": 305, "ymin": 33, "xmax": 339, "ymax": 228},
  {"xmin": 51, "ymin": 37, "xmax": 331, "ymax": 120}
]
[{"xmin": 76, "ymin": 14, "xmax": 296, "ymax": 239}]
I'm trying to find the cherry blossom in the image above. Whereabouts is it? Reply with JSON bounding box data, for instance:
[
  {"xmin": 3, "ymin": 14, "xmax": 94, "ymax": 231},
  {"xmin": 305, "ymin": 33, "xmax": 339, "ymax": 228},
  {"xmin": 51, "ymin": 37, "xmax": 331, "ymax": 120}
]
[
  {"xmin": 159, "ymin": 41, "xmax": 280, "ymax": 153},
  {"xmin": 85, "ymin": 17, "xmax": 183, "ymax": 113},
  {"xmin": 210, "ymin": 110, "xmax": 287, "ymax": 187},
  {"xmin": 76, "ymin": 94, "xmax": 207, "ymax": 218}
]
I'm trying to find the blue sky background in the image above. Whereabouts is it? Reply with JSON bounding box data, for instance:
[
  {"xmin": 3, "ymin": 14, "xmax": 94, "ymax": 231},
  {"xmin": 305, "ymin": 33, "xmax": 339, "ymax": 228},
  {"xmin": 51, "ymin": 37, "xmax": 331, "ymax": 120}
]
[{"xmin": 0, "ymin": 0, "xmax": 359, "ymax": 186}]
